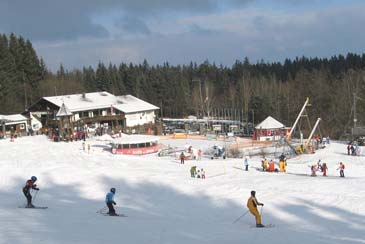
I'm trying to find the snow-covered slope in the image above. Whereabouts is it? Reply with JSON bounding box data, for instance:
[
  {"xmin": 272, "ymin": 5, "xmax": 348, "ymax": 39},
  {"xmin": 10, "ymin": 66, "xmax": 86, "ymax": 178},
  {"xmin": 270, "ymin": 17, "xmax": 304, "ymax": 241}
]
[{"xmin": 0, "ymin": 136, "xmax": 364, "ymax": 244}]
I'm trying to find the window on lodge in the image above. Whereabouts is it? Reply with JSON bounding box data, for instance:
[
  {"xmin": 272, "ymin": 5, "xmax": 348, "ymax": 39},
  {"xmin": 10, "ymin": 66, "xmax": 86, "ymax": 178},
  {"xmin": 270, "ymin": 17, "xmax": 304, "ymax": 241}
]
[
  {"xmin": 138, "ymin": 143, "xmax": 146, "ymax": 148},
  {"xmin": 116, "ymin": 144, "xmax": 130, "ymax": 149},
  {"xmin": 117, "ymin": 142, "xmax": 156, "ymax": 149},
  {"xmin": 122, "ymin": 144, "xmax": 129, "ymax": 149},
  {"xmin": 146, "ymin": 142, "xmax": 156, "ymax": 147}
]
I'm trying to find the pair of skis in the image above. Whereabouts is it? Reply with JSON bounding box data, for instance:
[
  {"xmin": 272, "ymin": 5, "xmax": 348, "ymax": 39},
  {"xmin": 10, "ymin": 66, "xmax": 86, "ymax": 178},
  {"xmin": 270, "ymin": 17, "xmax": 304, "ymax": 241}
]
[
  {"xmin": 18, "ymin": 206, "xmax": 48, "ymax": 209},
  {"xmin": 233, "ymin": 210, "xmax": 275, "ymax": 228},
  {"xmin": 249, "ymin": 223, "xmax": 275, "ymax": 228},
  {"xmin": 96, "ymin": 207, "xmax": 127, "ymax": 217},
  {"xmin": 100, "ymin": 213, "xmax": 127, "ymax": 217},
  {"xmin": 19, "ymin": 206, "xmax": 127, "ymax": 218}
]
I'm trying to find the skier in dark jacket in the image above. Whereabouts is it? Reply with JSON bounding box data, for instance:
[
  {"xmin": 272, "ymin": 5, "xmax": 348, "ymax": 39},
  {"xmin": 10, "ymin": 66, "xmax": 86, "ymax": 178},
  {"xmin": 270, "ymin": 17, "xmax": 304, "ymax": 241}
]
[
  {"xmin": 23, "ymin": 176, "xmax": 39, "ymax": 208},
  {"xmin": 279, "ymin": 153, "xmax": 286, "ymax": 162},
  {"xmin": 180, "ymin": 152, "xmax": 185, "ymax": 164},
  {"xmin": 105, "ymin": 188, "xmax": 117, "ymax": 216}
]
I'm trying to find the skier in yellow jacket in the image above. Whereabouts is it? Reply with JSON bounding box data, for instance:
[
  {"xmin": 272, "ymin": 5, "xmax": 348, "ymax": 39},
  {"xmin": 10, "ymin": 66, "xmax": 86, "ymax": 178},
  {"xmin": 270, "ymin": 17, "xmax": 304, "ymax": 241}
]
[{"xmin": 247, "ymin": 190, "xmax": 265, "ymax": 227}]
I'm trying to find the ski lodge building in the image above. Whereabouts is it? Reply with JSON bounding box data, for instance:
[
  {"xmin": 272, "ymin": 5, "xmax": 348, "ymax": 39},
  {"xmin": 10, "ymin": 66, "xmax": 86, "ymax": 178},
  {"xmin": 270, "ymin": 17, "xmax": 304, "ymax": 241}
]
[
  {"xmin": 0, "ymin": 114, "xmax": 29, "ymax": 138},
  {"xmin": 26, "ymin": 91, "xmax": 159, "ymax": 133}
]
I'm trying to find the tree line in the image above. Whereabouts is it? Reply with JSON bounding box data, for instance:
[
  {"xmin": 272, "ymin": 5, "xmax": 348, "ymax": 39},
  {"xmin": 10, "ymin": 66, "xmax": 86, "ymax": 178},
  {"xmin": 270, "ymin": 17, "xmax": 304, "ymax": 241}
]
[{"xmin": 1, "ymin": 33, "xmax": 365, "ymax": 138}]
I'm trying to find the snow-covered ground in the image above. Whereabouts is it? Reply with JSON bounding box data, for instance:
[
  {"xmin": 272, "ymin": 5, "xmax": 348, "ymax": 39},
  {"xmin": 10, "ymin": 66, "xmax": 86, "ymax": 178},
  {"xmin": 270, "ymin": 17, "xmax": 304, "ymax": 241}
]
[{"xmin": 0, "ymin": 136, "xmax": 364, "ymax": 244}]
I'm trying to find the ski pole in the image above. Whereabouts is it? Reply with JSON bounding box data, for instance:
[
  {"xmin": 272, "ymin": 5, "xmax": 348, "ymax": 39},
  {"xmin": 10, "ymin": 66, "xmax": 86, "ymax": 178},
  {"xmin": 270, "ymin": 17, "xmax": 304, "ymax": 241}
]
[
  {"xmin": 22, "ymin": 189, "xmax": 29, "ymax": 207},
  {"xmin": 96, "ymin": 206, "xmax": 108, "ymax": 214},
  {"xmin": 232, "ymin": 210, "xmax": 249, "ymax": 224},
  {"xmin": 32, "ymin": 190, "xmax": 39, "ymax": 204}
]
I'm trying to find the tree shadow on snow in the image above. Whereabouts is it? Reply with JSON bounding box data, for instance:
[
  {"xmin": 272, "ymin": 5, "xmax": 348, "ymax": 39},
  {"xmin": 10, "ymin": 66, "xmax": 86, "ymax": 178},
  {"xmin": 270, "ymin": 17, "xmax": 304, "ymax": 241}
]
[
  {"xmin": 0, "ymin": 175, "xmax": 248, "ymax": 244},
  {"xmin": 265, "ymin": 198, "xmax": 365, "ymax": 244},
  {"xmin": 1, "ymin": 175, "xmax": 364, "ymax": 244}
]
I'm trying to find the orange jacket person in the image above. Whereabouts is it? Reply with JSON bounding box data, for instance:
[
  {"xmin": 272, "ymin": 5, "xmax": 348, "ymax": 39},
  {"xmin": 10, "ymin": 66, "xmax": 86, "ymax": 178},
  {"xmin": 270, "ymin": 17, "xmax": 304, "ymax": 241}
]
[
  {"xmin": 269, "ymin": 160, "xmax": 275, "ymax": 172},
  {"xmin": 247, "ymin": 191, "xmax": 265, "ymax": 227}
]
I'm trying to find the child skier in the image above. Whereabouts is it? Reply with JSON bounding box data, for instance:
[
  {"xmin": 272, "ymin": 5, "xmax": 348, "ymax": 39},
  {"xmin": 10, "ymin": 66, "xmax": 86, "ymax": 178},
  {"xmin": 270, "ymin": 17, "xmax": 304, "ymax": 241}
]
[
  {"xmin": 310, "ymin": 164, "xmax": 318, "ymax": 176},
  {"xmin": 196, "ymin": 169, "xmax": 201, "ymax": 178},
  {"xmin": 105, "ymin": 188, "xmax": 117, "ymax": 216},
  {"xmin": 201, "ymin": 168, "xmax": 205, "ymax": 179},
  {"xmin": 22, "ymin": 176, "xmax": 40, "ymax": 208},
  {"xmin": 247, "ymin": 190, "xmax": 265, "ymax": 227},
  {"xmin": 244, "ymin": 156, "xmax": 249, "ymax": 171},
  {"xmin": 337, "ymin": 162, "xmax": 345, "ymax": 177},
  {"xmin": 197, "ymin": 149, "xmax": 202, "ymax": 160},
  {"xmin": 322, "ymin": 162, "xmax": 328, "ymax": 176},
  {"xmin": 180, "ymin": 152, "xmax": 185, "ymax": 164}
]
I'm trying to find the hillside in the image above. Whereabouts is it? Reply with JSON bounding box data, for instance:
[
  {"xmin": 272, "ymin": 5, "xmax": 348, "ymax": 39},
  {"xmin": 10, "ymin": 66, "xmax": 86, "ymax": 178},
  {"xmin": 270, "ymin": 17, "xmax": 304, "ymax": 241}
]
[{"xmin": 0, "ymin": 136, "xmax": 364, "ymax": 244}]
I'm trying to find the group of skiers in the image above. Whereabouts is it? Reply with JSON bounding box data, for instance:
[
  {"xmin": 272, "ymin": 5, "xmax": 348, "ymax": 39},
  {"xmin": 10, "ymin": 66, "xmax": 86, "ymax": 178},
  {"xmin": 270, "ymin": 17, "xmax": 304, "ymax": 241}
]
[
  {"xmin": 310, "ymin": 160, "xmax": 328, "ymax": 176},
  {"xmin": 347, "ymin": 143, "xmax": 361, "ymax": 156},
  {"xmin": 310, "ymin": 160, "xmax": 345, "ymax": 177},
  {"xmin": 190, "ymin": 166, "xmax": 205, "ymax": 179},
  {"xmin": 314, "ymin": 135, "xmax": 330, "ymax": 150},
  {"xmin": 260, "ymin": 156, "xmax": 286, "ymax": 173},
  {"xmin": 22, "ymin": 176, "xmax": 119, "ymax": 216},
  {"xmin": 261, "ymin": 158, "xmax": 277, "ymax": 172},
  {"xmin": 179, "ymin": 148, "xmax": 203, "ymax": 164}
]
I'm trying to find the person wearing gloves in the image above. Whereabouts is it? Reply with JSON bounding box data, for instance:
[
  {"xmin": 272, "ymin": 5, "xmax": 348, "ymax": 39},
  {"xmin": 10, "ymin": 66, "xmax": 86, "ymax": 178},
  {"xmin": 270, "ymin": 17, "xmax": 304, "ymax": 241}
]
[
  {"xmin": 105, "ymin": 188, "xmax": 117, "ymax": 216},
  {"xmin": 247, "ymin": 190, "xmax": 265, "ymax": 227},
  {"xmin": 23, "ymin": 176, "xmax": 40, "ymax": 208}
]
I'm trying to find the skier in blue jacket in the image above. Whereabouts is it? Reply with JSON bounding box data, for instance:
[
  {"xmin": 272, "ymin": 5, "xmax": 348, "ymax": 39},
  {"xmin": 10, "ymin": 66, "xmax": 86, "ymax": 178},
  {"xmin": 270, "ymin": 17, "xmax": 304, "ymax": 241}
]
[{"xmin": 105, "ymin": 188, "xmax": 117, "ymax": 216}]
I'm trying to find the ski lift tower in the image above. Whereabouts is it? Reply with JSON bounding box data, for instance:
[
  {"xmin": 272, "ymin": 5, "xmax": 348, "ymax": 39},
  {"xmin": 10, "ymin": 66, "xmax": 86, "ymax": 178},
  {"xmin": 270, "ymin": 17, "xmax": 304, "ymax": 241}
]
[
  {"xmin": 286, "ymin": 97, "xmax": 322, "ymax": 153},
  {"xmin": 352, "ymin": 93, "xmax": 365, "ymax": 140},
  {"xmin": 287, "ymin": 97, "xmax": 311, "ymax": 142}
]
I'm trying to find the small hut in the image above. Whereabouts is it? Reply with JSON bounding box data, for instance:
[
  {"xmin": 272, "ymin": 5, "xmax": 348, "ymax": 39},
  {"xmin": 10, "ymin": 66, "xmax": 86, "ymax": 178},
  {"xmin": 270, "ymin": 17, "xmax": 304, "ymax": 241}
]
[
  {"xmin": 56, "ymin": 103, "xmax": 73, "ymax": 141},
  {"xmin": 254, "ymin": 116, "xmax": 287, "ymax": 141}
]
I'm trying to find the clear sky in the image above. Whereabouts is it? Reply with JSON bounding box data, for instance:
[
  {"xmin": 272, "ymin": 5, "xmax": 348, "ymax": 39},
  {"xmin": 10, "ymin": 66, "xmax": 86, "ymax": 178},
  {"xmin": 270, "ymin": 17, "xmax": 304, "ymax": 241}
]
[{"xmin": 1, "ymin": 0, "xmax": 364, "ymax": 71}]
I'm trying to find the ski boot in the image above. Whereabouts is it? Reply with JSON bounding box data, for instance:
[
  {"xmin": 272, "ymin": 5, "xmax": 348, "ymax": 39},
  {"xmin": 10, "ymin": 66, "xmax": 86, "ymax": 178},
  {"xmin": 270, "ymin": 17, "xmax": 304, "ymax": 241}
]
[
  {"xmin": 256, "ymin": 224, "xmax": 265, "ymax": 228},
  {"xmin": 26, "ymin": 203, "xmax": 35, "ymax": 208}
]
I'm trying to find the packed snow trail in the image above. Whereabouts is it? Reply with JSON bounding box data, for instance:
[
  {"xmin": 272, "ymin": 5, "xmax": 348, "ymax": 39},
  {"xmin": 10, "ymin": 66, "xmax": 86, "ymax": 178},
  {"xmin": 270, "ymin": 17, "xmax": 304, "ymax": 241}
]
[{"xmin": 0, "ymin": 136, "xmax": 364, "ymax": 244}]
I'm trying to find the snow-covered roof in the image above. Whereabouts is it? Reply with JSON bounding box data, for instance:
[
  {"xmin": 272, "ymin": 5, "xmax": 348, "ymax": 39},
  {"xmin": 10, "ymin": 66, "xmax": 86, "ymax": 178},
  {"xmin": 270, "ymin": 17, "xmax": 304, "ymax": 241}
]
[
  {"xmin": 95, "ymin": 134, "xmax": 114, "ymax": 141},
  {"xmin": 112, "ymin": 135, "xmax": 159, "ymax": 144},
  {"xmin": 114, "ymin": 95, "xmax": 159, "ymax": 114},
  {"xmin": 44, "ymin": 92, "xmax": 117, "ymax": 112},
  {"xmin": 56, "ymin": 103, "xmax": 72, "ymax": 117},
  {"xmin": 42, "ymin": 92, "xmax": 159, "ymax": 113},
  {"xmin": 255, "ymin": 116, "xmax": 285, "ymax": 129},
  {"xmin": 162, "ymin": 118, "xmax": 242, "ymax": 124},
  {"xmin": 0, "ymin": 114, "xmax": 28, "ymax": 123}
]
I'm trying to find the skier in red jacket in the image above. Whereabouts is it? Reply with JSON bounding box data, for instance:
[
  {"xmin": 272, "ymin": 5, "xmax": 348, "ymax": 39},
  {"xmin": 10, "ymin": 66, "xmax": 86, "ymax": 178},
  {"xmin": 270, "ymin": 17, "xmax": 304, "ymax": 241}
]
[
  {"xmin": 22, "ymin": 176, "xmax": 39, "ymax": 208},
  {"xmin": 322, "ymin": 163, "xmax": 328, "ymax": 176}
]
